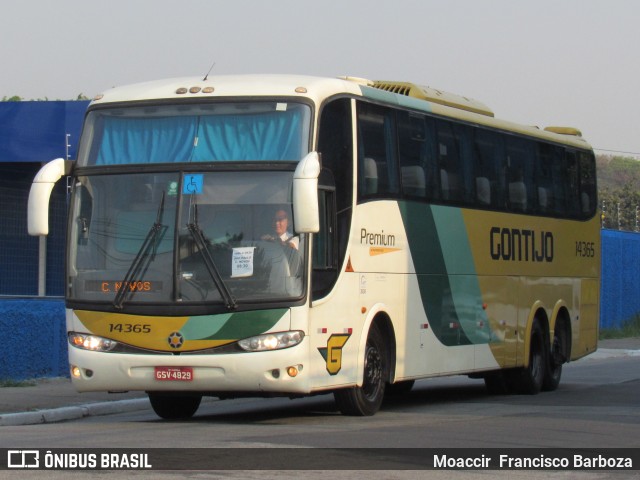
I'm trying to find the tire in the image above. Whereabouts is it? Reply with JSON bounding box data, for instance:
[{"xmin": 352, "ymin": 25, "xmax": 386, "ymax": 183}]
[
  {"xmin": 543, "ymin": 324, "xmax": 566, "ymax": 392},
  {"xmin": 511, "ymin": 320, "xmax": 547, "ymax": 395},
  {"xmin": 148, "ymin": 393, "xmax": 202, "ymax": 419},
  {"xmin": 334, "ymin": 325, "xmax": 388, "ymax": 416}
]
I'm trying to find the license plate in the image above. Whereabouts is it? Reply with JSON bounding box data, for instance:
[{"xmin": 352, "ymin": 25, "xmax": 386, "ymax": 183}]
[{"xmin": 154, "ymin": 366, "xmax": 194, "ymax": 381}]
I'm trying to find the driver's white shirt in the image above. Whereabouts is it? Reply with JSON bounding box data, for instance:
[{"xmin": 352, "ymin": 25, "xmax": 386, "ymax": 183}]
[{"xmin": 279, "ymin": 231, "xmax": 299, "ymax": 249}]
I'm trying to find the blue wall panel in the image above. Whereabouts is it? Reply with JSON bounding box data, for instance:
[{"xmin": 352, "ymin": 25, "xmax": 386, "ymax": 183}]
[
  {"xmin": 0, "ymin": 299, "xmax": 67, "ymax": 380},
  {"xmin": 600, "ymin": 229, "xmax": 640, "ymax": 329}
]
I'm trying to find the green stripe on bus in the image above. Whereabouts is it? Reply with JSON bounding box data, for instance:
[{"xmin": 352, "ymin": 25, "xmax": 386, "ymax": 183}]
[
  {"xmin": 431, "ymin": 206, "xmax": 492, "ymax": 344},
  {"xmin": 181, "ymin": 308, "xmax": 288, "ymax": 341},
  {"xmin": 400, "ymin": 202, "xmax": 492, "ymax": 346}
]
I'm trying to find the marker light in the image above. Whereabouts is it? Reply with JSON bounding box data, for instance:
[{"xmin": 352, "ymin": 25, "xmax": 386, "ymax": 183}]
[
  {"xmin": 238, "ymin": 331, "xmax": 304, "ymax": 352},
  {"xmin": 68, "ymin": 333, "xmax": 117, "ymax": 352}
]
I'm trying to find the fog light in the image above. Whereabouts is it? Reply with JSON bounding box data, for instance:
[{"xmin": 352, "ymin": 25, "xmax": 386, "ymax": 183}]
[
  {"xmin": 287, "ymin": 366, "xmax": 299, "ymax": 377},
  {"xmin": 71, "ymin": 365, "xmax": 82, "ymax": 378}
]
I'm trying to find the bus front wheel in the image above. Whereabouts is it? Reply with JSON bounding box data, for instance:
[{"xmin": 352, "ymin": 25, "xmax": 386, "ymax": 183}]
[
  {"xmin": 148, "ymin": 393, "xmax": 202, "ymax": 419},
  {"xmin": 334, "ymin": 325, "xmax": 388, "ymax": 416}
]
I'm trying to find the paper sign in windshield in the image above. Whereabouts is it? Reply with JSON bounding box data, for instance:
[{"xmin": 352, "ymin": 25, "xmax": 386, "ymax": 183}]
[{"xmin": 232, "ymin": 247, "xmax": 256, "ymax": 278}]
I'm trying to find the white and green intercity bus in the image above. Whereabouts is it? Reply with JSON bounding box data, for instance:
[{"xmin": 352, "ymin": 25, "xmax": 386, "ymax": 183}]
[{"xmin": 28, "ymin": 75, "xmax": 599, "ymax": 418}]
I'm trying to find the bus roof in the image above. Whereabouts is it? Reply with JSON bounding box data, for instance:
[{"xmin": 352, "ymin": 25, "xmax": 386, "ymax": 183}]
[
  {"xmin": 91, "ymin": 74, "xmax": 592, "ymax": 151},
  {"xmin": 91, "ymin": 74, "xmax": 363, "ymax": 106}
]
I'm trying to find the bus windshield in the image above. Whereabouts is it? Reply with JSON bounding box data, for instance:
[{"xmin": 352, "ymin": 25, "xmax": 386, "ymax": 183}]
[
  {"xmin": 78, "ymin": 101, "xmax": 311, "ymax": 166},
  {"xmin": 68, "ymin": 171, "xmax": 306, "ymax": 309}
]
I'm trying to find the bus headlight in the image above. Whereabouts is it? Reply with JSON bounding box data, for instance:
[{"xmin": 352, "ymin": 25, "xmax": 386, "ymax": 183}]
[
  {"xmin": 238, "ymin": 331, "xmax": 304, "ymax": 352},
  {"xmin": 68, "ymin": 332, "xmax": 118, "ymax": 352}
]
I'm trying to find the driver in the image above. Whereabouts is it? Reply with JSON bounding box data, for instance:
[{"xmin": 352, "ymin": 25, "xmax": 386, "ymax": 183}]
[{"xmin": 261, "ymin": 209, "xmax": 299, "ymax": 250}]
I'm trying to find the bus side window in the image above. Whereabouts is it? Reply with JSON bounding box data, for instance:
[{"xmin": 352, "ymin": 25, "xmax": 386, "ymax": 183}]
[
  {"xmin": 398, "ymin": 112, "xmax": 438, "ymax": 200},
  {"xmin": 578, "ymin": 151, "xmax": 596, "ymax": 217},
  {"xmin": 435, "ymin": 119, "xmax": 464, "ymax": 203},
  {"xmin": 559, "ymin": 151, "xmax": 581, "ymax": 218},
  {"xmin": 312, "ymin": 185, "xmax": 337, "ymax": 300},
  {"xmin": 505, "ymin": 137, "xmax": 535, "ymax": 213},
  {"xmin": 316, "ymin": 98, "xmax": 353, "ymax": 299},
  {"xmin": 454, "ymin": 123, "xmax": 475, "ymax": 205},
  {"xmin": 357, "ymin": 102, "xmax": 399, "ymax": 198},
  {"xmin": 473, "ymin": 129, "xmax": 501, "ymax": 208},
  {"xmin": 536, "ymin": 143, "xmax": 556, "ymax": 214}
]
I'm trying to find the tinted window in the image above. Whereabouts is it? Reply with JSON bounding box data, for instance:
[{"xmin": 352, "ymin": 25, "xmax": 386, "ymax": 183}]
[
  {"xmin": 357, "ymin": 103, "xmax": 399, "ymax": 197},
  {"xmin": 398, "ymin": 112, "xmax": 437, "ymax": 200}
]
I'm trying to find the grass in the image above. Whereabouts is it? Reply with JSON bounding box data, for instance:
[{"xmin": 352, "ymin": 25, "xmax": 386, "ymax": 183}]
[
  {"xmin": 600, "ymin": 314, "xmax": 640, "ymax": 339},
  {"xmin": 0, "ymin": 379, "xmax": 36, "ymax": 388}
]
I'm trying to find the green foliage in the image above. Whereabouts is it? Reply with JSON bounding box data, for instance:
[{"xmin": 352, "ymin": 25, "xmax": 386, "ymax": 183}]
[
  {"xmin": 1, "ymin": 95, "xmax": 22, "ymax": 102},
  {"xmin": 0, "ymin": 378, "xmax": 36, "ymax": 387},
  {"xmin": 597, "ymin": 155, "xmax": 640, "ymax": 190},
  {"xmin": 597, "ymin": 155, "xmax": 640, "ymax": 231}
]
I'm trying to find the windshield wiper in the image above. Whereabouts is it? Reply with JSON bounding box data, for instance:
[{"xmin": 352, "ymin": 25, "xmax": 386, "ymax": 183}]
[
  {"xmin": 113, "ymin": 193, "xmax": 167, "ymax": 310},
  {"xmin": 187, "ymin": 204, "xmax": 237, "ymax": 310}
]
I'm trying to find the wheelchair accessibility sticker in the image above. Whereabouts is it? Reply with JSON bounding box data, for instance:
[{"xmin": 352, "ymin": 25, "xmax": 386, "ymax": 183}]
[{"xmin": 183, "ymin": 174, "xmax": 204, "ymax": 195}]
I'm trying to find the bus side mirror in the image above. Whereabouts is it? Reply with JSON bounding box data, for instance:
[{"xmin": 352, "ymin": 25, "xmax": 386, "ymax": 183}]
[
  {"xmin": 293, "ymin": 152, "xmax": 321, "ymax": 233},
  {"xmin": 28, "ymin": 158, "xmax": 71, "ymax": 236}
]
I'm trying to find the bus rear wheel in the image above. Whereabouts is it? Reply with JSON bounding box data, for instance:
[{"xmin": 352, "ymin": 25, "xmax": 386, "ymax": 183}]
[
  {"xmin": 334, "ymin": 325, "xmax": 388, "ymax": 416},
  {"xmin": 511, "ymin": 320, "xmax": 547, "ymax": 395},
  {"xmin": 543, "ymin": 324, "xmax": 567, "ymax": 391},
  {"xmin": 148, "ymin": 393, "xmax": 202, "ymax": 419}
]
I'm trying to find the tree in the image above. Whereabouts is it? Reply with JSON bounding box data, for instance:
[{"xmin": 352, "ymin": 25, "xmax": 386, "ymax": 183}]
[{"xmin": 597, "ymin": 154, "xmax": 640, "ymax": 231}]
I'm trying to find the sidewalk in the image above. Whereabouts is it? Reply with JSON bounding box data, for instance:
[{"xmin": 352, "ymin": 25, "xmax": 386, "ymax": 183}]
[
  {"xmin": 1, "ymin": 338, "xmax": 639, "ymax": 426},
  {"xmin": 0, "ymin": 379, "xmax": 149, "ymax": 426}
]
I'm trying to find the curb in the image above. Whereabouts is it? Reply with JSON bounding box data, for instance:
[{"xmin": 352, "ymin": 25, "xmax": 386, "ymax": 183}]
[
  {"xmin": 584, "ymin": 348, "xmax": 640, "ymax": 360},
  {"xmin": 0, "ymin": 398, "xmax": 150, "ymax": 427}
]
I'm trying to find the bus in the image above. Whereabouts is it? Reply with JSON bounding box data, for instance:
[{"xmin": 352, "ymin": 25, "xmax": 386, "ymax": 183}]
[{"xmin": 28, "ymin": 74, "xmax": 599, "ymax": 418}]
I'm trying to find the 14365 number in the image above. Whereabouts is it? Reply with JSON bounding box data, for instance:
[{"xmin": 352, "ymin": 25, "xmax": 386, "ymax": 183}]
[
  {"xmin": 575, "ymin": 241, "xmax": 595, "ymax": 258},
  {"xmin": 108, "ymin": 323, "xmax": 151, "ymax": 333}
]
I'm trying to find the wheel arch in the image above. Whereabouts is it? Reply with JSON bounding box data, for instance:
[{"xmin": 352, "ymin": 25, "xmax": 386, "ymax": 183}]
[
  {"xmin": 358, "ymin": 306, "xmax": 396, "ymax": 385},
  {"xmin": 523, "ymin": 302, "xmax": 550, "ymax": 368}
]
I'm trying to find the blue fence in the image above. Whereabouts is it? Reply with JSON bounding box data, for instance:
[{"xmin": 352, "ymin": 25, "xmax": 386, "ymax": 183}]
[
  {"xmin": 1, "ymin": 229, "xmax": 639, "ymax": 381},
  {"xmin": 0, "ymin": 163, "xmax": 68, "ymax": 296},
  {"xmin": 0, "ymin": 298, "xmax": 66, "ymax": 380},
  {"xmin": 600, "ymin": 229, "xmax": 640, "ymax": 329}
]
